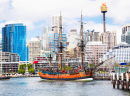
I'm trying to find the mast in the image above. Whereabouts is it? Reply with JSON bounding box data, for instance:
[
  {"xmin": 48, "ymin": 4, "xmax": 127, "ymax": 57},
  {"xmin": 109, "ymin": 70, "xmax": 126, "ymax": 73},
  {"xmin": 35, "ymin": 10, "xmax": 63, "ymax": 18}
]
[
  {"xmin": 81, "ymin": 11, "xmax": 83, "ymax": 40},
  {"xmin": 57, "ymin": 12, "xmax": 64, "ymax": 70},
  {"xmin": 50, "ymin": 43, "xmax": 52, "ymax": 68},
  {"xmin": 81, "ymin": 11, "xmax": 84, "ymax": 70},
  {"xmin": 79, "ymin": 11, "xmax": 85, "ymax": 70},
  {"xmin": 60, "ymin": 12, "xmax": 63, "ymax": 69},
  {"xmin": 48, "ymin": 43, "xmax": 52, "ymax": 69}
]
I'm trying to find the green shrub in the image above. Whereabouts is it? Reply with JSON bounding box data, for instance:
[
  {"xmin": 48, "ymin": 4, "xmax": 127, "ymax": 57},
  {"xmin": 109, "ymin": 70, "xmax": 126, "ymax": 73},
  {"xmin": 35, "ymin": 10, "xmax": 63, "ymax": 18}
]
[
  {"xmin": 89, "ymin": 64, "xmax": 94, "ymax": 68},
  {"xmin": 19, "ymin": 64, "xmax": 34, "ymax": 74},
  {"xmin": 28, "ymin": 68, "xmax": 35, "ymax": 73},
  {"xmin": 18, "ymin": 69, "xmax": 25, "ymax": 74},
  {"xmin": 62, "ymin": 66, "xmax": 71, "ymax": 70},
  {"xmin": 20, "ymin": 64, "xmax": 26, "ymax": 69}
]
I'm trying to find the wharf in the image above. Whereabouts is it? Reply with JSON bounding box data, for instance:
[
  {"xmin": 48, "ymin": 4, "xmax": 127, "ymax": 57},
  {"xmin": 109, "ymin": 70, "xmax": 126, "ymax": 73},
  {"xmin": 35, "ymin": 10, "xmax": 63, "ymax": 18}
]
[
  {"xmin": 94, "ymin": 73, "xmax": 111, "ymax": 80},
  {"xmin": 111, "ymin": 73, "xmax": 130, "ymax": 90},
  {"xmin": 7, "ymin": 74, "xmax": 39, "ymax": 78}
]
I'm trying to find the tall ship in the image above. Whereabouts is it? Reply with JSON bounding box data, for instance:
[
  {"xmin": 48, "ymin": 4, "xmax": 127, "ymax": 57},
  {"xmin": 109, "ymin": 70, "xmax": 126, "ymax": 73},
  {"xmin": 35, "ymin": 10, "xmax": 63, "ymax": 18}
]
[{"xmin": 38, "ymin": 13, "xmax": 111, "ymax": 80}]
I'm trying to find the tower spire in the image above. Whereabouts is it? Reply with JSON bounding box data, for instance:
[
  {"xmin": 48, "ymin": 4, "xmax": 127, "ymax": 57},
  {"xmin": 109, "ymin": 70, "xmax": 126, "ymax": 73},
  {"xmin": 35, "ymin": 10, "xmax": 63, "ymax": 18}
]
[{"xmin": 101, "ymin": 2, "xmax": 107, "ymax": 32}]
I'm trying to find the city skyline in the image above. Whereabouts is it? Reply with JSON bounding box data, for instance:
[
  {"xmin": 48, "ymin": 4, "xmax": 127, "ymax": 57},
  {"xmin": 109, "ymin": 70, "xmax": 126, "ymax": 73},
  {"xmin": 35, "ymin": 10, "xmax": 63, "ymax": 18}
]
[{"xmin": 0, "ymin": 0, "xmax": 130, "ymax": 44}]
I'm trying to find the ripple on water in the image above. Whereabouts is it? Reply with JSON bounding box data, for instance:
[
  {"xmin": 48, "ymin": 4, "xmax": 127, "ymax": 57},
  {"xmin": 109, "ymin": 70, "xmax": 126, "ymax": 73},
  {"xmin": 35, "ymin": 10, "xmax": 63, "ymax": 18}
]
[{"xmin": 0, "ymin": 77, "xmax": 130, "ymax": 96}]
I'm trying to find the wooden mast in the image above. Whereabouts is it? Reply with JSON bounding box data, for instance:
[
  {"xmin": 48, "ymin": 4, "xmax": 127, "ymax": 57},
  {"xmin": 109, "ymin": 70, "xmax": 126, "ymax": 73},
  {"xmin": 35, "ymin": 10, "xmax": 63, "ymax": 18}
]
[
  {"xmin": 50, "ymin": 43, "xmax": 52, "ymax": 68},
  {"xmin": 81, "ymin": 11, "xmax": 84, "ymax": 70},
  {"xmin": 48, "ymin": 42, "xmax": 53, "ymax": 70},
  {"xmin": 60, "ymin": 12, "xmax": 63, "ymax": 69}
]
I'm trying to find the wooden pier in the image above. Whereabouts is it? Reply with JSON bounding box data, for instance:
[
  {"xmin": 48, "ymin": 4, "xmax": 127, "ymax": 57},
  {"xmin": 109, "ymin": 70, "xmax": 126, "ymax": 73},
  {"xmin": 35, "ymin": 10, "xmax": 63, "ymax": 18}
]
[
  {"xmin": 94, "ymin": 73, "xmax": 111, "ymax": 80},
  {"xmin": 111, "ymin": 73, "xmax": 130, "ymax": 90}
]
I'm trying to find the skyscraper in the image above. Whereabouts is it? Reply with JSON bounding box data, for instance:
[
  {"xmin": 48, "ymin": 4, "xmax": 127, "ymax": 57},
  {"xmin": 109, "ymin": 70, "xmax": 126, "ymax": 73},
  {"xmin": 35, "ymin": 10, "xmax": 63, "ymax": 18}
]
[
  {"xmin": 2, "ymin": 23, "xmax": 26, "ymax": 61},
  {"xmin": 28, "ymin": 37, "xmax": 42, "ymax": 63},
  {"xmin": 51, "ymin": 15, "xmax": 62, "ymax": 33},
  {"xmin": 48, "ymin": 15, "xmax": 66, "ymax": 52},
  {"xmin": 100, "ymin": 31, "xmax": 116, "ymax": 50},
  {"xmin": 85, "ymin": 41, "xmax": 107, "ymax": 65},
  {"xmin": 42, "ymin": 26, "xmax": 52, "ymax": 51},
  {"xmin": 112, "ymin": 30, "xmax": 117, "ymax": 46},
  {"xmin": 121, "ymin": 24, "xmax": 130, "ymax": 44},
  {"xmin": 84, "ymin": 30, "xmax": 100, "ymax": 43},
  {"xmin": 49, "ymin": 32, "xmax": 66, "ymax": 52},
  {"xmin": 67, "ymin": 29, "xmax": 79, "ymax": 49}
]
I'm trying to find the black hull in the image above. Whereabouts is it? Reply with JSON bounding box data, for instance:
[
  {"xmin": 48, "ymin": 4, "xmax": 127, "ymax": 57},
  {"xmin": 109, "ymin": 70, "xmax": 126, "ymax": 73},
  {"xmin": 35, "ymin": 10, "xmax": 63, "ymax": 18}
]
[
  {"xmin": 0, "ymin": 77, "xmax": 10, "ymax": 80},
  {"xmin": 40, "ymin": 76, "xmax": 92, "ymax": 80}
]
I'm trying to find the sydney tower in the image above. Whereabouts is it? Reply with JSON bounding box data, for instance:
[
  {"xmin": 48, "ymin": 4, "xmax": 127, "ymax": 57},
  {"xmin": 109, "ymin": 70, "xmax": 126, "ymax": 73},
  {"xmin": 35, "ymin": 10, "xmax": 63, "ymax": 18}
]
[{"xmin": 101, "ymin": 3, "xmax": 107, "ymax": 32}]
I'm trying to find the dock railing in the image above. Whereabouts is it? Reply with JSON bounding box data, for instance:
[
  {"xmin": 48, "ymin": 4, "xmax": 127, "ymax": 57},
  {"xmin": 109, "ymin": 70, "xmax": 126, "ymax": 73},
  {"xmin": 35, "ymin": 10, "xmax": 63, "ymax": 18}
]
[{"xmin": 94, "ymin": 72, "xmax": 111, "ymax": 80}]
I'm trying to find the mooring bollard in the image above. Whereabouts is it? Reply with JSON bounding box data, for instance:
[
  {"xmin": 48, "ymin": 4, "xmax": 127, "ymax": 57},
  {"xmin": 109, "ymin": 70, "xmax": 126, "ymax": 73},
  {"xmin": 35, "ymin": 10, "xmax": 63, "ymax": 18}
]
[
  {"xmin": 121, "ymin": 73, "xmax": 124, "ymax": 90},
  {"xmin": 126, "ymin": 73, "xmax": 129, "ymax": 90},
  {"xmin": 113, "ymin": 73, "xmax": 116, "ymax": 88},
  {"xmin": 117, "ymin": 73, "xmax": 120, "ymax": 89}
]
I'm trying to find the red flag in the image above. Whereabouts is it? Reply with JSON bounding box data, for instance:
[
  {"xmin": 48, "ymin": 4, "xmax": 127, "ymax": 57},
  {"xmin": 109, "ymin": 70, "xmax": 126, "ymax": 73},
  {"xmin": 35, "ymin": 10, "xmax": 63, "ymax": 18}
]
[{"xmin": 33, "ymin": 61, "xmax": 38, "ymax": 64}]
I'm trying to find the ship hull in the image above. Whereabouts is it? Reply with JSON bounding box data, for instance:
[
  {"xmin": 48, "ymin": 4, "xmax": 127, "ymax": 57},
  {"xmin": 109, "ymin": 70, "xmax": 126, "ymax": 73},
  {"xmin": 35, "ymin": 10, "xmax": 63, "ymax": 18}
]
[
  {"xmin": 39, "ymin": 70, "xmax": 93, "ymax": 80},
  {"xmin": 40, "ymin": 76, "xmax": 92, "ymax": 80}
]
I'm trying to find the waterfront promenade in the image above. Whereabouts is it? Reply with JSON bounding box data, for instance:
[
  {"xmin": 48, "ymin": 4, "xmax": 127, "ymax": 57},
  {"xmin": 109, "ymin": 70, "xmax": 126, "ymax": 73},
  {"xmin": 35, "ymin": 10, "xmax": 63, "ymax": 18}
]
[{"xmin": 0, "ymin": 77, "xmax": 130, "ymax": 96}]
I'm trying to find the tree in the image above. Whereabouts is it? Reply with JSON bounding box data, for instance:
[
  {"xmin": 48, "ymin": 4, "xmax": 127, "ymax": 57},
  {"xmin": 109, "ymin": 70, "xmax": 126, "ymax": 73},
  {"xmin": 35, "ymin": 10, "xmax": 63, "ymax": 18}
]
[
  {"xmin": 27, "ymin": 64, "xmax": 33, "ymax": 69},
  {"xmin": 20, "ymin": 64, "xmax": 26, "ymax": 69},
  {"xmin": 62, "ymin": 66, "xmax": 71, "ymax": 70},
  {"xmin": 19, "ymin": 64, "xmax": 34, "ymax": 74},
  {"xmin": 28, "ymin": 68, "xmax": 35, "ymax": 73},
  {"xmin": 89, "ymin": 64, "xmax": 94, "ymax": 68},
  {"xmin": 18, "ymin": 69, "xmax": 25, "ymax": 74}
]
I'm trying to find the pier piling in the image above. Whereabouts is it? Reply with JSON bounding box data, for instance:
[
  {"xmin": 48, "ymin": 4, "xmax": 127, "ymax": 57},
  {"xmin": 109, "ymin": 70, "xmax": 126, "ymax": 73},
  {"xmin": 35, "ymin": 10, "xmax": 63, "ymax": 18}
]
[
  {"xmin": 126, "ymin": 73, "xmax": 129, "ymax": 90},
  {"xmin": 113, "ymin": 73, "xmax": 116, "ymax": 88},
  {"xmin": 121, "ymin": 73, "xmax": 124, "ymax": 90},
  {"xmin": 117, "ymin": 73, "xmax": 119, "ymax": 89},
  {"xmin": 112, "ymin": 73, "xmax": 130, "ymax": 90}
]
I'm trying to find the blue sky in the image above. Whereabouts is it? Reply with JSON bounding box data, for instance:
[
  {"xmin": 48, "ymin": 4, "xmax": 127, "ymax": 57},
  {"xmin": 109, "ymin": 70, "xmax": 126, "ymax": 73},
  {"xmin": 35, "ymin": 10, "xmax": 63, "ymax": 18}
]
[{"xmin": 0, "ymin": 0, "xmax": 130, "ymax": 43}]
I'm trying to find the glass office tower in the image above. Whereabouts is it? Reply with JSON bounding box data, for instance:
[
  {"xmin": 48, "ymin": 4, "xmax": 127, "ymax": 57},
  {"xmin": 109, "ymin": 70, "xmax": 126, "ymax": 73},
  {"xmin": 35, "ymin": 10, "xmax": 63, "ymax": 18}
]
[
  {"xmin": 49, "ymin": 32, "xmax": 66, "ymax": 52},
  {"xmin": 2, "ymin": 23, "xmax": 26, "ymax": 61}
]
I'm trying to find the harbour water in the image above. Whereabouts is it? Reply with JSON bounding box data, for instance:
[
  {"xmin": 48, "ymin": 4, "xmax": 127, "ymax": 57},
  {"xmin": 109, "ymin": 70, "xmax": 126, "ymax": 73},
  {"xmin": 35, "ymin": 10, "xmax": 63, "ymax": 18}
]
[{"xmin": 0, "ymin": 77, "xmax": 130, "ymax": 96}]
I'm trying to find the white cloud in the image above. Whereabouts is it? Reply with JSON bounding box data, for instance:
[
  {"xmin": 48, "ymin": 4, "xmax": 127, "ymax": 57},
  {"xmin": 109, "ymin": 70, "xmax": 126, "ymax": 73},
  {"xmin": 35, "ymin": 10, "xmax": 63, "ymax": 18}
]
[
  {"xmin": 0, "ymin": 0, "xmax": 129, "ymax": 43},
  {"xmin": 0, "ymin": 0, "xmax": 110, "ymax": 21},
  {"xmin": 107, "ymin": 0, "xmax": 130, "ymax": 24},
  {"xmin": 0, "ymin": 0, "xmax": 130, "ymax": 24},
  {"xmin": 0, "ymin": 20, "xmax": 35, "ymax": 32}
]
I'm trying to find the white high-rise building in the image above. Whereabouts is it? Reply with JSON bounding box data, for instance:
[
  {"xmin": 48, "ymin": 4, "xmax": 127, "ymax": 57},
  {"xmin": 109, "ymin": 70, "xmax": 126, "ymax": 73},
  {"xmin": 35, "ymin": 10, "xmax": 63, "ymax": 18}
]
[
  {"xmin": 121, "ymin": 24, "xmax": 130, "ymax": 44},
  {"xmin": 42, "ymin": 26, "xmax": 52, "ymax": 51},
  {"xmin": 67, "ymin": 29, "xmax": 79, "ymax": 49},
  {"xmin": 28, "ymin": 37, "xmax": 42, "ymax": 63},
  {"xmin": 100, "ymin": 31, "xmax": 116, "ymax": 50},
  {"xmin": 51, "ymin": 15, "xmax": 62, "ymax": 33},
  {"xmin": 103, "ymin": 42, "xmax": 130, "ymax": 63},
  {"xmin": 42, "ymin": 15, "xmax": 62, "ymax": 51}
]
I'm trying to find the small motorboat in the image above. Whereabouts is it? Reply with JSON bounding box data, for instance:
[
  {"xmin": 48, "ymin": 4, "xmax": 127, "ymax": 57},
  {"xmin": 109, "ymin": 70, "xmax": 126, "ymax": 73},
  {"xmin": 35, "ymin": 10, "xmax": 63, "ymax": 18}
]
[{"xmin": 0, "ymin": 76, "xmax": 10, "ymax": 80}]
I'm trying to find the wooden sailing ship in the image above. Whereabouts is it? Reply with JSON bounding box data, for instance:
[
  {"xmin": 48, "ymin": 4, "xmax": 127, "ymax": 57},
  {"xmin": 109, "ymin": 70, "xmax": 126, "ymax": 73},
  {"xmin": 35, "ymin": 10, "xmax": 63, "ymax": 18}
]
[
  {"xmin": 38, "ymin": 12, "xmax": 116, "ymax": 80},
  {"xmin": 38, "ymin": 13, "xmax": 93, "ymax": 80}
]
